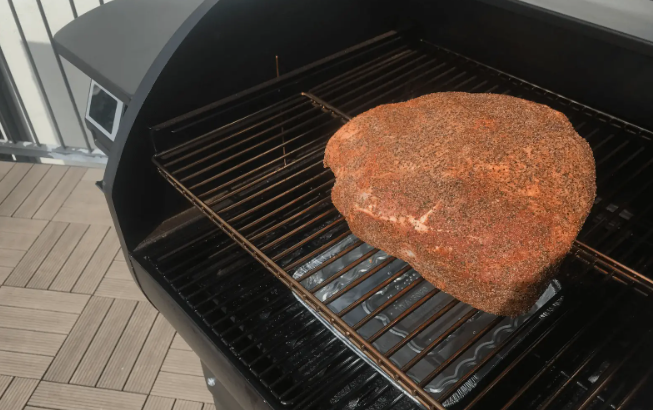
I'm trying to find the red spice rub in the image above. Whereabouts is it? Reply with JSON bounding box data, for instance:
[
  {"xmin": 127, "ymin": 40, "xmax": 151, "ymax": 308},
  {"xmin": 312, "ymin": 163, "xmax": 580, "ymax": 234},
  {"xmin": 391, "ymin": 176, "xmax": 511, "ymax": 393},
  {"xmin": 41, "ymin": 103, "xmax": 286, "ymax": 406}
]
[{"xmin": 324, "ymin": 92, "xmax": 596, "ymax": 316}]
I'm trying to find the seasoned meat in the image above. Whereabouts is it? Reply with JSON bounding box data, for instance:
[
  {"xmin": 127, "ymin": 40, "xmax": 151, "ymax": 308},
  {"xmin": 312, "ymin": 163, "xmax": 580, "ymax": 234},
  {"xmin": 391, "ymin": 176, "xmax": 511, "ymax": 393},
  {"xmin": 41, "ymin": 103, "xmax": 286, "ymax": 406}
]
[{"xmin": 324, "ymin": 92, "xmax": 596, "ymax": 316}]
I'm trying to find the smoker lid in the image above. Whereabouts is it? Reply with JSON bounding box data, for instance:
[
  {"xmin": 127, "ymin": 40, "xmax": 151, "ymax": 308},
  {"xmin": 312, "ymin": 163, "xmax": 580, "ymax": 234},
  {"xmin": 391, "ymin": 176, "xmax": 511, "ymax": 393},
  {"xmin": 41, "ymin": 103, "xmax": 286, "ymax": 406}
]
[{"xmin": 53, "ymin": 0, "xmax": 205, "ymax": 103}]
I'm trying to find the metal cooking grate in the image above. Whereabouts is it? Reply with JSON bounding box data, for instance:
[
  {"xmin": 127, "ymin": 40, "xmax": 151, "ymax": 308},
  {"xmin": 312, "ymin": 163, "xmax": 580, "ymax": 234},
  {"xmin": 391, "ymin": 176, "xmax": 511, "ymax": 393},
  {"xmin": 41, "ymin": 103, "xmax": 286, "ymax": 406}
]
[
  {"xmin": 138, "ymin": 218, "xmax": 422, "ymax": 410},
  {"xmin": 152, "ymin": 33, "xmax": 653, "ymax": 409}
]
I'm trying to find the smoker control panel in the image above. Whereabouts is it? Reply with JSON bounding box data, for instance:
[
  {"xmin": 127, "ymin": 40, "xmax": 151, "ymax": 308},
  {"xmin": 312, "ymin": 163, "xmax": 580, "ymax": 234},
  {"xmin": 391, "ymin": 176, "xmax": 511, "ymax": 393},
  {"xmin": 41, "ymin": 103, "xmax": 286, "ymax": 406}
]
[{"xmin": 85, "ymin": 80, "xmax": 124, "ymax": 142}]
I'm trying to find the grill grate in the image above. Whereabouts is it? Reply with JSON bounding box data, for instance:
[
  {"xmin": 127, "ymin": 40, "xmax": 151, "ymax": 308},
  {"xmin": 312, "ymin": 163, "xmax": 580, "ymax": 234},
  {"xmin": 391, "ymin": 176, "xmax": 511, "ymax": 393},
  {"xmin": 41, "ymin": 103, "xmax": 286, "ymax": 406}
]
[
  {"xmin": 138, "ymin": 218, "xmax": 421, "ymax": 410},
  {"xmin": 151, "ymin": 33, "xmax": 653, "ymax": 409}
]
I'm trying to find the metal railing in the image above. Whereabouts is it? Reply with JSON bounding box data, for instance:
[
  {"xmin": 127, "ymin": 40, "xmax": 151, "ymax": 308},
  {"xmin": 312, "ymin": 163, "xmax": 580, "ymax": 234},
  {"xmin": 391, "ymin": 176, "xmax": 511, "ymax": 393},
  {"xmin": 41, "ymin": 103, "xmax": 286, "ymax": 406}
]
[{"xmin": 0, "ymin": 0, "xmax": 108, "ymax": 164}]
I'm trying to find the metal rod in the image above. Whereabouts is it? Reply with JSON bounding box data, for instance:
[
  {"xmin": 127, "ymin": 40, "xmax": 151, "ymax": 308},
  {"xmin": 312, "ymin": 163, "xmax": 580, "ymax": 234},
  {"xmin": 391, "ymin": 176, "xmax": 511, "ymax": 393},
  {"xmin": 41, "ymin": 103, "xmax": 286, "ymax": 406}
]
[
  {"xmin": 352, "ymin": 276, "xmax": 424, "ymax": 330},
  {"xmin": 321, "ymin": 257, "xmax": 398, "ymax": 305},
  {"xmin": 285, "ymin": 236, "xmax": 362, "ymax": 275},
  {"xmin": 7, "ymin": 0, "xmax": 65, "ymax": 147},
  {"xmin": 36, "ymin": 0, "xmax": 93, "ymax": 152},
  {"xmin": 259, "ymin": 210, "xmax": 340, "ymax": 251},
  {"xmin": 171, "ymin": 106, "xmax": 324, "ymax": 174},
  {"xmin": 302, "ymin": 92, "xmax": 352, "ymax": 120},
  {"xmin": 232, "ymin": 180, "xmax": 332, "ymax": 228},
  {"xmin": 337, "ymin": 265, "xmax": 412, "ymax": 318},
  {"xmin": 438, "ymin": 289, "xmax": 566, "ymax": 400},
  {"xmin": 504, "ymin": 288, "xmax": 632, "ymax": 410},
  {"xmin": 311, "ymin": 46, "xmax": 412, "ymax": 94},
  {"xmin": 316, "ymin": 49, "xmax": 418, "ymax": 99},
  {"xmin": 173, "ymin": 100, "xmax": 314, "ymax": 170},
  {"xmin": 420, "ymin": 316, "xmax": 504, "ymax": 387},
  {"xmin": 247, "ymin": 196, "xmax": 332, "ymax": 242},
  {"xmin": 368, "ymin": 288, "xmax": 440, "ymax": 343},
  {"xmin": 573, "ymin": 330, "xmax": 652, "ymax": 410},
  {"xmin": 225, "ymin": 172, "xmax": 332, "ymax": 223},
  {"xmin": 0, "ymin": 46, "xmax": 38, "ymax": 145},
  {"xmin": 308, "ymin": 248, "xmax": 379, "ymax": 292},
  {"xmin": 195, "ymin": 136, "xmax": 328, "ymax": 198},
  {"xmin": 401, "ymin": 309, "xmax": 479, "ymax": 371},
  {"xmin": 68, "ymin": 0, "xmax": 78, "ymax": 18},
  {"xmin": 214, "ymin": 162, "xmax": 326, "ymax": 211},
  {"xmin": 158, "ymin": 96, "xmax": 305, "ymax": 158},
  {"xmin": 614, "ymin": 362, "xmax": 653, "ymax": 409},
  {"xmin": 463, "ymin": 270, "xmax": 622, "ymax": 410},
  {"xmin": 383, "ymin": 299, "xmax": 460, "ymax": 358},
  {"xmin": 271, "ymin": 218, "xmax": 347, "ymax": 262}
]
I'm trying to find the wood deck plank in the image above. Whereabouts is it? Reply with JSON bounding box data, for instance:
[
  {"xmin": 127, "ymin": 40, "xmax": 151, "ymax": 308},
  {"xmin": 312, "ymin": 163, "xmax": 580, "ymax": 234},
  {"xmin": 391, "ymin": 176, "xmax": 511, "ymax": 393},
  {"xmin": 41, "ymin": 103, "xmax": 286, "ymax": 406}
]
[
  {"xmin": 173, "ymin": 399, "xmax": 203, "ymax": 410},
  {"xmin": 95, "ymin": 277, "xmax": 147, "ymax": 301},
  {"xmin": 0, "ymin": 375, "xmax": 11, "ymax": 397},
  {"xmin": 0, "ymin": 377, "xmax": 39, "ymax": 410},
  {"xmin": 97, "ymin": 302, "xmax": 158, "ymax": 391},
  {"xmin": 0, "ymin": 350, "xmax": 52, "ymax": 378},
  {"xmin": 143, "ymin": 395, "xmax": 175, "ymax": 410},
  {"xmin": 105, "ymin": 260, "xmax": 131, "ymax": 280},
  {"xmin": 4, "ymin": 221, "xmax": 68, "ymax": 287},
  {"xmin": 49, "ymin": 225, "xmax": 108, "ymax": 292},
  {"xmin": 161, "ymin": 349, "xmax": 203, "ymax": 377},
  {"xmin": 72, "ymin": 227, "xmax": 120, "ymax": 294},
  {"xmin": 0, "ymin": 305, "xmax": 78, "ymax": 334},
  {"xmin": 0, "ymin": 286, "xmax": 89, "ymax": 313},
  {"xmin": 13, "ymin": 165, "xmax": 69, "ymax": 219},
  {"xmin": 44, "ymin": 297, "xmax": 113, "ymax": 383},
  {"xmin": 123, "ymin": 314, "xmax": 176, "ymax": 394},
  {"xmin": 52, "ymin": 178, "xmax": 113, "ymax": 226},
  {"xmin": 29, "ymin": 381, "xmax": 147, "ymax": 410},
  {"xmin": 0, "ymin": 266, "xmax": 10, "ymax": 285},
  {"xmin": 171, "ymin": 333, "xmax": 192, "ymax": 351},
  {"xmin": 0, "ymin": 231, "xmax": 38, "ymax": 251},
  {"xmin": 0, "ymin": 249, "xmax": 24, "ymax": 268},
  {"xmin": 27, "ymin": 223, "xmax": 88, "ymax": 289},
  {"xmin": 70, "ymin": 299, "xmax": 137, "ymax": 387},
  {"xmin": 0, "ymin": 165, "xmax": 50, "ymax": 217},
  {"xmin": 150, "ymin": 372, "xmax": 213, "ymax": 403},
  {"xmin": 0, "ymin": 163, "xmax": 31, "ymax": 205},
  {"xmin": 0, "ymin": 162, "xmax": 14, "ymax": 181},
  {"xmin": 33, "ymin": 167, "xmax": 86, "ymax": 221},
  {"xmin": 0, "ymin": 328, "xmax": 66, "ymax": 356},
  {"xmin": 0, "ymin": 216, "xmax": 47, "ymax": 235}
]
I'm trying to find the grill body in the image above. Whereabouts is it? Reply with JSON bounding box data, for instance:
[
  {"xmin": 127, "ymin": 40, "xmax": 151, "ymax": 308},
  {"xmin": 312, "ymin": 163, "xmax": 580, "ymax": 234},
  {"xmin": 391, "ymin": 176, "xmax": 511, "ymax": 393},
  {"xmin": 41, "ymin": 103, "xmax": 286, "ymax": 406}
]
[{"xmin": 87, "ymin": 1, "xmax": 653, "ymax": 409}]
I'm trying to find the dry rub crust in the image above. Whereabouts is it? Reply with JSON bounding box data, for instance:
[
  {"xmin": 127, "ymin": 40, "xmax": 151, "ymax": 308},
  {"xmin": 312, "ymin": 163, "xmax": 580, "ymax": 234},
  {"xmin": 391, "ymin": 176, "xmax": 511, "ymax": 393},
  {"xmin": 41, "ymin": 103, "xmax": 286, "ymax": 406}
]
[{"xmin": 324, "ymin": 92, "xmax": 596, "ymax": 316}]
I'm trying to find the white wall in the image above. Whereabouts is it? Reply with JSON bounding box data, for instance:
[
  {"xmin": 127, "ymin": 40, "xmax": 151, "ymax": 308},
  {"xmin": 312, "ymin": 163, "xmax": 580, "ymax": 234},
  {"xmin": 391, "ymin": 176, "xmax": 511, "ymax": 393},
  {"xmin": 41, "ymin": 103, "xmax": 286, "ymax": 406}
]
[{"xmin": 0, "ymin": 0, "xmax": 113, "ymax": 149}]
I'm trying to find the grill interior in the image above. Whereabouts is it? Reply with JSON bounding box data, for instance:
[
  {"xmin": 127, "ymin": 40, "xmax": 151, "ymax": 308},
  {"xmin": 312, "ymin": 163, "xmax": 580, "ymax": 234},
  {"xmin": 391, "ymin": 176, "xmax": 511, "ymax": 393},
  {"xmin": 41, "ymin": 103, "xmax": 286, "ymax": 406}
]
[{"xmin": 143, "ymin": 32, "xmax": 653, "ymax": 409}]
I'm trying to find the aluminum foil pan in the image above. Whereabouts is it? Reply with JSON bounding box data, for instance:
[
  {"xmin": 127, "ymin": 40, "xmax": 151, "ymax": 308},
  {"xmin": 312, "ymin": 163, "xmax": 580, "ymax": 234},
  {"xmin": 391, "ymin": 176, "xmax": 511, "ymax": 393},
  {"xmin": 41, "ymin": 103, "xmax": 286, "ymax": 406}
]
[{"xmin": 292, "ymin": 234, "xmax": 562, "ymax": 406}]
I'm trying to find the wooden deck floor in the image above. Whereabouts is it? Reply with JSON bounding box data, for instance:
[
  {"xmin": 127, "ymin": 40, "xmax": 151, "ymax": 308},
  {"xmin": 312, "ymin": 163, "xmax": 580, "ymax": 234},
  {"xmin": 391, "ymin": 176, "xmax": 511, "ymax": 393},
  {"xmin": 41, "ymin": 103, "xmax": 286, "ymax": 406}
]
[{"xmin": 0, "ymin": 162, "xmax": 216, "ymax": 410}]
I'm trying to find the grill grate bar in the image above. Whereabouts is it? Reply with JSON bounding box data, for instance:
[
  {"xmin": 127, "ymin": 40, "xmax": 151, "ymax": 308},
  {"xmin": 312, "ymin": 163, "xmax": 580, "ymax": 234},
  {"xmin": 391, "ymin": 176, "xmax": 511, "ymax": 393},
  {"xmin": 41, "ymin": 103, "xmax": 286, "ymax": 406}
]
[
  {"xmin": 614, "ymin": 362, "xmax": 653, "ymax": 409},
  {"xmin": 282, "ymin": 230, "xmax": 355, "ymax": 271},
  {"xmin": 322, "ymin": 257, "xmax": 400, "ymax": 305},
  {"xmin": 167, "ymin": 100, "xmax": 313, "ymax": 169},
  {"xmin": 271, "ymin": 218, "xmax": 348, "ymax": 262},
  {"xmin": 572, "ymin": 330, "xmax": 652, "ymax": 410},
  {"xmin": 195, "ymin": 137, "xmax": 329, "ymax": 198},
  {"xmin": 248, "ymin": 197, "xmax": 333, "ymax": 242},
  {"xmin": 308, "ymin": 248, "xmax": 379, "ymax": 292},
  {"xmin": 401, "ymin": 309, "xmax": 478, "ymax": 371},
  {"xmin": 352, "ymin": 276, "xmax": 424, "ymax": 330},
  {"xmin": 259, "ymin": 209, "xmax": 340, "ymax": 251},
  {"xmin": 290, "ymin": 237, "xmax": 365, "ymax": 279},
  {"xmin": 337, "ymin": 265, "xmax": 414, "ymax": 318},
  {"xmin": 462, "ymin": 268, "xmax": 625, "ymax": 410},
  {"xmin": 420, "ymin": 316, "xmax": 504, "ymax": 387},
  {"xmin": 367, "ymin": 288, "xmax": 440, "ymax": 342},
  {"xmin": 501, "ymin": 284, "xmax": 633, "ymax": 410}
]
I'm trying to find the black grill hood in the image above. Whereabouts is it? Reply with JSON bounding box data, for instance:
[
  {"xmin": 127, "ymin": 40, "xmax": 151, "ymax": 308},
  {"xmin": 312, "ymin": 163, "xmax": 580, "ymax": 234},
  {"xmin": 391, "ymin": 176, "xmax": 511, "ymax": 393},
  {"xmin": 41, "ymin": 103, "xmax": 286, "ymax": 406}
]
[{"xmin": 53, "ymin": 1, "xmax": 653, "ymax": 409}]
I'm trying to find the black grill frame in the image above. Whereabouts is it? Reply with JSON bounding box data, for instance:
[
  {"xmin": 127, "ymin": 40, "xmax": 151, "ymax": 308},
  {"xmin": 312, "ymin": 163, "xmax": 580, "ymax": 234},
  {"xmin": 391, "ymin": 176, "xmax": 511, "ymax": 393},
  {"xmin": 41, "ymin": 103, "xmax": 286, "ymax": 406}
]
[{"xmin": 148, "ymin": 32, "xmax": 653, "ymax": 409}]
